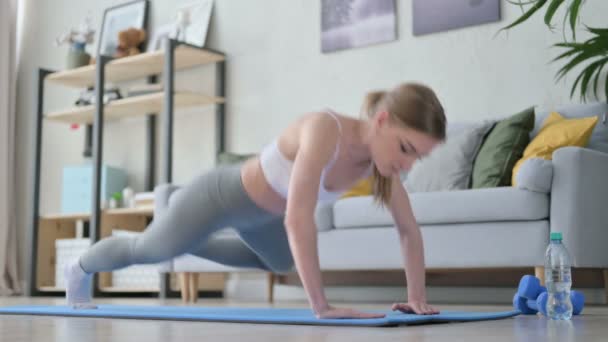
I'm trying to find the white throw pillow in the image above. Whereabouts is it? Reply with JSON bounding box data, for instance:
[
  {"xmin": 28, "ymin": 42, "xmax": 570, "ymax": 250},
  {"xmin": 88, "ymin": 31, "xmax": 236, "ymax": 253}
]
[
  {"xmin": 404, "ymin": 121, "xmax": 494, "ymax": 193},
  {"xmin": 514, "ymin": 158, "xmax": 553, "ymax": 193}
]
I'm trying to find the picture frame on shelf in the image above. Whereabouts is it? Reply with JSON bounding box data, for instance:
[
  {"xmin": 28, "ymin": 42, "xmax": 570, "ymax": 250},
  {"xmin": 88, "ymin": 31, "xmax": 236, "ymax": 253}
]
[
  {"xmin": 146, "ymin": 23, "xmax": 176, "ymax": 52},
  {"xmin": 174, "ymin": 0, "xmax": 214, "ymax": 47},
  {"xmin": 97, "ymin": 0, "xmax": 149, "ymax": 56}
]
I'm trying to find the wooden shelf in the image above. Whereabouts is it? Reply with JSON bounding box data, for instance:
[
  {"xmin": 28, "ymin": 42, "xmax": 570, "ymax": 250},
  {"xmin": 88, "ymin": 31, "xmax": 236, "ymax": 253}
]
[
  {"xmin": 99, "ymin": 287, "xmax": 160, "ymax": 293},
  {"xmin": 105, "ymin": 207, "xmax": 154, "ymax": 217},
  {"xmin": 40, "ymin": 286, "xmax": 160, "ymax": 293},
  {"xmin": 46, "ymin": 45, "xmax": 225, "ymax": 88},
  {"xmin": 39, "ymin": 286, "xmax": 160, "ymax": 293},
  {"xmin": 38, "ymin": 286, "xmax": 65, "ymax": 292},
  {"xmin": 40, "ymin": 213, "xmax": 90, "ymax": 222},
  {"xmin": 40, "ymin": 207, "xmax": 154, "ymax": 222},
  {"xmin": 45, "ymin": 91, "xmax": 224, "ymax": 124}
]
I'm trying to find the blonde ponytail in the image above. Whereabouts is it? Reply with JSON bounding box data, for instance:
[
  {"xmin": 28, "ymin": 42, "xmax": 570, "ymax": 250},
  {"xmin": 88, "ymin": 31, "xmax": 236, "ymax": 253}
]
[
  {"xmin": 361, "ymin": 90, "xmax": 393, "ymax": 206},
  {"xmin": 361, "ymin": 91, "xmax": 386, "ymax": 118}
]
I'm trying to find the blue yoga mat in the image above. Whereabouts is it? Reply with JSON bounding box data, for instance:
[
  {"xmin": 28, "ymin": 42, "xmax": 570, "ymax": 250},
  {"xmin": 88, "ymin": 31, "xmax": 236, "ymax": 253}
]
[{"xmin": 0, "ymin": 305, "xmax": 519, "ymax": 327}]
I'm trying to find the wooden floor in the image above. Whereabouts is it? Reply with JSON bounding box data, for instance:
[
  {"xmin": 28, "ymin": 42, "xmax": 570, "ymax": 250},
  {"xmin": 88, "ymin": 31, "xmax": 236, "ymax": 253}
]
[{"xmin": 0, "ymin": 297, "xmax": 607, "ymax": 341}]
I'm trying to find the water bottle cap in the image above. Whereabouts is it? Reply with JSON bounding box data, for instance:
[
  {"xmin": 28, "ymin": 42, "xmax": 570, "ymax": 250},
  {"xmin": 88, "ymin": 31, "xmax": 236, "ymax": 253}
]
[{"xmin": 550, "ymin": 232, "xmax": 563, "ymax": 241}]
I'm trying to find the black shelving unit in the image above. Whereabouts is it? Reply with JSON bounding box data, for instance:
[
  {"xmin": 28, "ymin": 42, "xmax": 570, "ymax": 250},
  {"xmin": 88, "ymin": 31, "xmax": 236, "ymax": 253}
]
[{"xmin": 27, "ymin": 39, "xmax": 226, "ymax": 298}]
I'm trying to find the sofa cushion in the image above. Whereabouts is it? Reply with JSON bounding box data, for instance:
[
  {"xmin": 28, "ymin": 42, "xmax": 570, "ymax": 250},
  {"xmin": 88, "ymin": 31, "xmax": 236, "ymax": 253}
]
[
  {"xmin": 534, "ymin": 102, "xmax": 608, "ymax": 152},
  {"xmin": 512, "ymin": 112, "xmax": 598, "ymax": 185},
  {"xmin": 340, "ymin": 176, "xmax": 373, "ymax": 199},
  {"xmin": 332, "ymin": 187, "xmax": 549, "ymax": 229},
  {"xmin": 318, "ymin": 221, "xmax": 548, "ymax": 269},
  {"xmin": 446, "ymin": 121, "xmax": 478, "ymax": 137},
  {"xmin": 471, "ymin": 107, "xmax": 535, "ymax": 188},
  {"xmin": 404, "ymin": 121, "xmax": 495, "ymax": 192},
  {"xmin": 514, "ymin": 158, "xmax": 553, "ymax": 193}
]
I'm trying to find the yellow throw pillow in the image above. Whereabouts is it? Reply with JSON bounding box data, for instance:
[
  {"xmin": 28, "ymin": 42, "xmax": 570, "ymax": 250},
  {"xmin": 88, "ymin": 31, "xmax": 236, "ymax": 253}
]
[
  {"xmin": 512, "ymin": 112, "xmax": 598, "ymax": 185},
  {"xmin": 341, "ymin": 177, "xmax": 373, "ymax": 198}
]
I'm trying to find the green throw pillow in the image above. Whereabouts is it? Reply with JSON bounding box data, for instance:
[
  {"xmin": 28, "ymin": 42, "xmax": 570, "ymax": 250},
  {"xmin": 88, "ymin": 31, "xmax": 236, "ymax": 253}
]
[{"xmin": 471, "ymin": 107, "xmax": 535, "ymax": 188}]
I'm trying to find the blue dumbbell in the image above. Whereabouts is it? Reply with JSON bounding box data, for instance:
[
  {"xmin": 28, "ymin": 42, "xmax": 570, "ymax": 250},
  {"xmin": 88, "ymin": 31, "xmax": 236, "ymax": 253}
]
[
  {"xmin": 515, "ymin": 290, "xmax": 585, "ymax": 316},
  {"xmin": 513, "ymin": 275, "xmax": 585, "ymax": 316},
  {"xmin": 513, "ymin": 292, "xmax": 537, "ymax": 314},
  {"xmin": 536, "ymin": 290, "xmax": 585, "ymax": 316},
  {"xmin": 512, "ymin": 275, "xmax": 545, "ymax": 314},
  {"xmin": 517, "ymin": 275, "xmax": 546, "ymax": 300},
  {"xmin": 570, "ymin": 291, "xmax": 585, "ymax": 315}
]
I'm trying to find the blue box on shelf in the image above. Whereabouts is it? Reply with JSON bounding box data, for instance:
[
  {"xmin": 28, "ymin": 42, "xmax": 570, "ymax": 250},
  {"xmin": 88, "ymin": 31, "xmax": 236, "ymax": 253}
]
[{"xmin": 61, "ymin": 164, "xmax": 128, "ymax": 214}]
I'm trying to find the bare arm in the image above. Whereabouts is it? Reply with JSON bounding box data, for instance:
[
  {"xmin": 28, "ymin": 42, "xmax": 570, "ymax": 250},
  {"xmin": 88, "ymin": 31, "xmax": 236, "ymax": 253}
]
[
  {"xmin": 387, "ymin": 176, "xmax": 439, "ymax": 315},
  {"xmin": 284, "ymin": 120, "xmax": 329, "ymax": 314},
  {"xmin": 284, "ymin": 114, "xmax": 384, "ymax": 319}
]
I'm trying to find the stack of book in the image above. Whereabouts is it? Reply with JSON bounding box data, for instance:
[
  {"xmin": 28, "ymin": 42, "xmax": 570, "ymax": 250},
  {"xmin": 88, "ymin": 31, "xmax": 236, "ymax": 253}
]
[{"xmin": 133, "ymin": 192, "xmax": 155, "ymax": 210}]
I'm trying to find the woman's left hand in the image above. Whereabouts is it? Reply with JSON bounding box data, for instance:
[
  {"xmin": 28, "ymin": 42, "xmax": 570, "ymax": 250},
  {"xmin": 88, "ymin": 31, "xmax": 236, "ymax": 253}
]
[{"xmin": 391, "ymin": 301, "xmax": 439, "ymax": 315}]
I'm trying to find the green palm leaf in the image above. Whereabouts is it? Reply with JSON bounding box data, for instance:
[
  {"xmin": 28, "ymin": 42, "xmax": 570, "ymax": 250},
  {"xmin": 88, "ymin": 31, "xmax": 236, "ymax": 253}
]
[
  {"xmin": 555, "ymin": 50, "xmax": 599, "ymax": 81},
  {"xmin": 586, "ymin": 26, "xmax": 608, "ymax": 36},
  {"xmin": 581, "ymin": 59, "xmax": 608, "ymax": 101},
  {"xmin": 554, "ymin": 34, "xmax": 608, "ymax": 101},
  {"xmin": 569, "ymin": 0, "xmax": 583, "ymax": 40},
  {"xmin": 500, "ymin": 0, "xmax": 548, "ymax": 31},
  {"xmin": 501, "ymin": 1, "xmax": 608, "ymax": 101},
  {"xmin": 572, "ymin": 59, "xmax": 604, "ymax": 100},
  {"xmin": 605, "ymin": 69, "xmax": 608, "ymax": 102},
  {"xmin": 592, "ymin": 59, "xmax": 608, "ymax": 99},
  {"xmin": 544, "ymin": 0, "xmax": 566, "ymax": 29},
  {"xmin": 506, "ymin": 0, "xmax": 539, "ymax": 7},
  {"xmin": 552, "ymin": 43, "xmax": 586, "ymax": 63}
]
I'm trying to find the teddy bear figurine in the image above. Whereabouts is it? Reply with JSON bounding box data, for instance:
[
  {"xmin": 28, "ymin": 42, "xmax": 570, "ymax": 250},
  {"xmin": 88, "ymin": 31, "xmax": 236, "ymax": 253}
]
[{"xmin": 114, "ymin": 27, "xmax": 147, "ymax": 58}]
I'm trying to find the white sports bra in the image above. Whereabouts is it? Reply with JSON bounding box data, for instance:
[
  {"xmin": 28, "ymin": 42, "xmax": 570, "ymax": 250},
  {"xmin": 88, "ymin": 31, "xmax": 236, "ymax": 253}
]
[{"xmin": 259, "ymin": 110, "xmax": 346, "ymax": 203}]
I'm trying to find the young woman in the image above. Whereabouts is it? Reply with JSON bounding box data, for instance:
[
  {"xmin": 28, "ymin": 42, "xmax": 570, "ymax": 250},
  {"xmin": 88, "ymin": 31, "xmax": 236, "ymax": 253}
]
[{"xmin": 65, "ymin": 82, "xmax": 447, "ymax": 319}]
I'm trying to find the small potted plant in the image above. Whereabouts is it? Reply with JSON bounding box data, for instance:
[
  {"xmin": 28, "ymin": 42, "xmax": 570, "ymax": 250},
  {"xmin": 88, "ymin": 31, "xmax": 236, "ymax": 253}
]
[
  {"xmin": 56, "ymin": 15, "xmax": 95, "ymax": 69},
  {"xmin": 109, "ymin": 191, "xmax": 123, "ymax": 209}
]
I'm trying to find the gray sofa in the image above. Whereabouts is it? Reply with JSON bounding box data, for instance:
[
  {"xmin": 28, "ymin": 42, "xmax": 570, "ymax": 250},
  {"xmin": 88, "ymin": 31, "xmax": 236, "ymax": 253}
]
[
  {"xmin": 156, "ymin": 102, "xmax": 608, "ymax": 301},
  {"xmin": 315, "ymin": 146, "xmax": 608, "ymax": 270}
]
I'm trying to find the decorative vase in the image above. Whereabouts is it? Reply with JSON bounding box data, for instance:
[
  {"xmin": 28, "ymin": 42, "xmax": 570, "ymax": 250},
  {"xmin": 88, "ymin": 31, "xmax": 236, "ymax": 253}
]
[{"xmin": 66, "ymin": 44, "xmax": 91, "ymax": 69}]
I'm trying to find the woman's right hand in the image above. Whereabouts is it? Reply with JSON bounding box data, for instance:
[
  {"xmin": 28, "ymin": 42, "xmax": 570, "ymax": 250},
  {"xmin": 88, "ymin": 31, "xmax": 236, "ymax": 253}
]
[{"xmin": 315, "ymin": 305, "xmax": 386, "ymax": 319}]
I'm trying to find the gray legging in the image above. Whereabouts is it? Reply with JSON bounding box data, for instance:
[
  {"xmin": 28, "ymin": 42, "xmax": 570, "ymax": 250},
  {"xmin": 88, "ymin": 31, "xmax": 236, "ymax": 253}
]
[{"xmin": 79, "ymin": 163, "xmax": 295, "ymax": 274}]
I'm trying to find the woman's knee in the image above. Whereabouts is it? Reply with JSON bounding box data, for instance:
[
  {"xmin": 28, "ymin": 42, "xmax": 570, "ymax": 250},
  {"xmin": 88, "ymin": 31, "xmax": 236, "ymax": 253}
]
[{"xmin": 129, "ymin": 235, "xmax": 176, "ymax": 265}]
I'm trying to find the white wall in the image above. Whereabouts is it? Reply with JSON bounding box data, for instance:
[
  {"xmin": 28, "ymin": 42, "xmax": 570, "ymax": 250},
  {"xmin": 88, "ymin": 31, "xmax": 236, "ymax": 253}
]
[{"xmin": 15, "ymin": 0, "xmax": 608, "ymax": 300}]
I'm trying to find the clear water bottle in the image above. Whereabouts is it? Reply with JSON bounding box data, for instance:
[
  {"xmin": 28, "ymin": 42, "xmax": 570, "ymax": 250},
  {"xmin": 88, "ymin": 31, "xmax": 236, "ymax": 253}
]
[{"xmin": 544, "ymin": 232, "xmax": 573, "ymax": 320}]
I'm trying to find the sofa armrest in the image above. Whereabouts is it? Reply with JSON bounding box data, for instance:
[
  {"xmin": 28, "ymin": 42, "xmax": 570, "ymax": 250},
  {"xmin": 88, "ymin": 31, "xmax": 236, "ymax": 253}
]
[
  {"xmin": 153, "ymin": 184, "xmax": 180, "ymax": 272},
  {"xmin": 551, "ymin": 146, "xmax": 608, "ymax": 268}
]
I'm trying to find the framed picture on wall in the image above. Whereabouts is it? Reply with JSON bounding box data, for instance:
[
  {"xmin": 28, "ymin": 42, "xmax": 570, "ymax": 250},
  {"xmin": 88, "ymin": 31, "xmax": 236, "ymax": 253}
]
[
  {"xmin": 412, "ymin": 0, "xmax": 501, "ymax": 36},
  {"xmin": 321, "ymin": 0, "xmax": 397, "ymax": 53},
  {"xmin": 98, "ymin": 0, "xmax": 149, "ymax": 56}
]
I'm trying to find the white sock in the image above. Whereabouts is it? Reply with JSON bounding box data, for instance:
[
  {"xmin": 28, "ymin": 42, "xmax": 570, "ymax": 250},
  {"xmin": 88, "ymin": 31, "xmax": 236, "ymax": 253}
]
[{"xmin": 64, "ymin": 259, "xmax": 97, "ymax": 309}]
